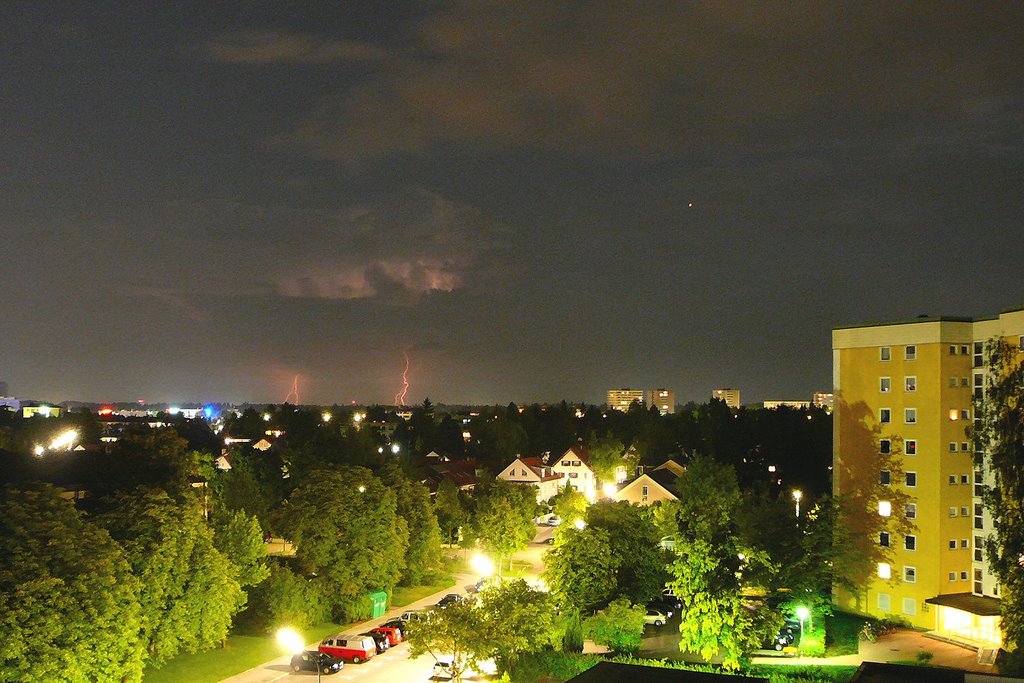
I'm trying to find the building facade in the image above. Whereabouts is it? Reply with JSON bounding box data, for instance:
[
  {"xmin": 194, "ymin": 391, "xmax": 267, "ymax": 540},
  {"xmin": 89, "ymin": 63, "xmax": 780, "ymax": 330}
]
[
  {"xmin": 607, "ymin": 388, "xmax": 645, "ymax": 411},
  {"xmin": 833, "ymin": 308, "xmax": 1024, "ymax": 650},
  {"xmin": 648, "ymin": 389, "xmax": 675, "ymax": 415},
  {"xmin": 712, "ymin": 388, "xmax": 741, "ymax": 408}
]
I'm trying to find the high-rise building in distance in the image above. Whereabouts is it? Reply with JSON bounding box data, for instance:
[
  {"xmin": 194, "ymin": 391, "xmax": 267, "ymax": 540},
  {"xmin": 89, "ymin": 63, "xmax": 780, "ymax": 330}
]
[
  {"xmin": 648, "ymin": 389, "xmax": 675, "ymax": 415},
  {"xmin": 712, "ymin": 388, "xmax": 740, "ymax": 408},
  {"xmin": 607, "ymin": 388, "xmax": 645, "ymax": 412}
]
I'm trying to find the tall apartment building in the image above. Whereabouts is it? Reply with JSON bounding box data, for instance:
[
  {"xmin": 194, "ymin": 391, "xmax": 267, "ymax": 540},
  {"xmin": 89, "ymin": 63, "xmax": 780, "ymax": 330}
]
[
  {"xmin": 607, "ymin": 388, "xmax": 645, "ymax": 412},
  {"xmin": 712, "ymin": 388, "xmax": 740, "ymax": 408},
  {"xmin": 648, "ymin": 389, "xmax": 675, "ymax": 415},
  {"xmin": 813, "ymin": 392, "xmax": 835, "ymax": 412},
  {"xmin": 833, "ymin": 308, "xmax": 1024, "ymax": 650}
]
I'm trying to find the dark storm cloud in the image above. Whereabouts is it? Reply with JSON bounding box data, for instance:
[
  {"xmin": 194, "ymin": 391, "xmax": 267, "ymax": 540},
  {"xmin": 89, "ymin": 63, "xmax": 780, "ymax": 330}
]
[
  {"xmin": 262, "ymin": 3, "xmax": 1023, "ymax": 162},
  {"xmin": 204, "ymin": 30, "xmax": 389, "ymax": 64}
]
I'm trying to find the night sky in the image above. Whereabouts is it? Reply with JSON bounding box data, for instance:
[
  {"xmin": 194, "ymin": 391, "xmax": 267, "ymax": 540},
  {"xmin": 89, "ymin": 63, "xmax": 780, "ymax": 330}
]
[{"xmin": 2, "ymin": 3, "xmax": 1022, "ymax": 406}]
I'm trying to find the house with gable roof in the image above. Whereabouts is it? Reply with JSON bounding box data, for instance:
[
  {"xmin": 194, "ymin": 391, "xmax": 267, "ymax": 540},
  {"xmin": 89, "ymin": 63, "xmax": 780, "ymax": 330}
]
[
  {"xmin": 550, "ymin": 446, "xmax": 599, "ymax": 501},
  {"xmin": 496, "ymin": 456, "xmax": 564, "ymax": 502}
]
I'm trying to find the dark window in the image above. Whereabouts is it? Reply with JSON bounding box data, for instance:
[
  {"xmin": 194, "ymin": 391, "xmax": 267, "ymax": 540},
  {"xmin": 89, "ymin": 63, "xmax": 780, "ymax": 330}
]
[
  {"xmin": 879, "ymin": 532, "xmax": 890, "ymax": 547},
  {"xmin": 880, "ymin": 470, "xmax": 891, "ymax": 485},
  {"xmin": 880, "ymin": 439, "xmax": 891, "ymax": 454},
  {"xmin": 905, "ymin": 536, "xmax": 916, "ymax": 551}
]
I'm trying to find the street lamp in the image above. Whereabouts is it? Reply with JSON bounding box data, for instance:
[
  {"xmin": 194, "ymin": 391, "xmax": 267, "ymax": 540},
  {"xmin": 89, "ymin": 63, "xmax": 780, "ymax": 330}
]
[
  {"xmin": 277, "ymin": 627, "xmax": 315, "ymax": 681},
  {"xmin": 795, "ymin": 606, "xmax": 810, "ymax": 643},
  {"xmin": 574, "ymin": 519, "xmax": 587, "ymax": 530},
  {"xmin": 471, "ymin": 553, "xmax": 494, "ymax": 580},
  {"xmin": 792, "ymin": 490, "xmax": 802, "ymax": 518},
  {"xmin": 602, "ymin": 482, "xmax": 617, "ymax": 498}
]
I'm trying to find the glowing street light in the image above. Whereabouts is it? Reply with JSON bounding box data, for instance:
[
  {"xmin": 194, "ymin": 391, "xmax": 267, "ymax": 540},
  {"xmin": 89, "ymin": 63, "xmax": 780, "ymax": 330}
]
[
  {"xmin": 48, "ymin": 429, "xmax": 79, "ymax": 451},
  {"xmin": 357, "ymin": 485, "xmax": 366, "ymax": 493},
  {"xmin": 574, "ymin": 519, "xmax": 587, "ymax": 530},
  {"xmin": 792, "ymin": 489, "xmax": 803, "ymax": 518},
  {"xmin": 602, "ymin": 482, "xmax": 618, "ymax": 498},
  {"xmin": 795, "ymin": 605, "xmax": 810, "ymax": 641},
  {"xmin": 277, "ymin": 628, "xmax": 313, "ymax": 681},
  {"xmin": 391, "ymin": 444, "xmax": 400, "ymax": 454},
  {"xmin": 321, "ymin": 411, "xmax": 332, "ymax": 423},
  {"xmin": 471, "ymin": 553, "xmax": 494, "ymax": 578},
  {"xmin": 33, "ymin": 444, "xmax": 45, "ymax": 457}
]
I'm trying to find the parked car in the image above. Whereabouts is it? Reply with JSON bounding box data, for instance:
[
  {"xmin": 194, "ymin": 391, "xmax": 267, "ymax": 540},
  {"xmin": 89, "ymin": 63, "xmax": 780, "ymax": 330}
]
[
  {"xmin": 647, "ymin": 598, "xmax": 675, "ymax": 619},
  {"xmin": 539, "ymin": 514, "xmax": 562, "ymax": 527},
  {"xmin": 319, "ymin": 634, "xmax": 376, "ymax": 663},
  {"xmin": 361, "ymin": 631, "xmax": 390, "ymax": 654},
  {"xmin": 432, "ymin": 658, "xmax": 455, "ymax": 680},
  {"xmin": 643, "ymin": 609, "xmax": 668, "ymax": 627},
  {"xmin": 400, "ymin": 609, "xmax": 428, "ymax": 623},
  {"xmin": 766, "ymin": 630, "xmax": 795, "ymax": 651},
  {"xmin": 780, "ymin": 618, "xmax": 802, "ymax": 636},
  {"xmin": 290, "ymin": 650, "xmax": 344, "ymax": 675},
  {"xmin": 371, "ymin": 623, "xmax": 403, "ymax": 645},
  {"xmin": 436, "ymin": 593, "xmax": 465, "ymax": 609}
]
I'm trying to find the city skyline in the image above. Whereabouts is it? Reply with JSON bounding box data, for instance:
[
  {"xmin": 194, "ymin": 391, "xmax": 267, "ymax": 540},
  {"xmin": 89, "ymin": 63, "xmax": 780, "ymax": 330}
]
[{"xmin": 3, "ymin": 3, "xmax": 1022, "ymax": 405}]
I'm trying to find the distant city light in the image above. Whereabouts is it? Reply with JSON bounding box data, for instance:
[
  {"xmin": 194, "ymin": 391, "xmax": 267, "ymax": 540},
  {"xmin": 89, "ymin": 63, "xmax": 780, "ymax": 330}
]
[
  {"xmin": 168, "ymin": 406, "xmax": 181, "ymax": 415},
  {"xmin": 33, "ymin": 444, "xmax": 45, "ymax": 457},
  {"xmin": 263, "ymin": 413, "xmax": 271, "ymax": 422},
  {"xmin": 322, "ymin": 411, "xmax": 332, "ymax": 422},
  {"xmin": 48, "ymin": 429, "xmax": 79, "ymax": 451}
]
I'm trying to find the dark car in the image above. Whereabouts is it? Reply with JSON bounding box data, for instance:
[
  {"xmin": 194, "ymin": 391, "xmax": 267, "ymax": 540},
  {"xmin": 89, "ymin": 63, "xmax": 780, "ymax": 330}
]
[
  {"xmin": 436, "ymin": 593, "xmax": 465, "ymax": 609},
  {"xmin": 291, "ymin": 650, "xmax": 344, "ymax": 675},
  {"xmin": 765, "ymin": 630, "xmax": 795, "ymax": 651},
  {"xmin": 361, "ymin": 631, "xmax": 391, "ymax": 654},
  {"xmin": 372, "ymin": 623, "xmax": 404, "ymax": 646}
]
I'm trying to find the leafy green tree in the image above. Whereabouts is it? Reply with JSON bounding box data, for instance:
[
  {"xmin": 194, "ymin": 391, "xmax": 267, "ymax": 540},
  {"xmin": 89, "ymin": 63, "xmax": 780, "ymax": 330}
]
[
  {"xmin": 473, "ymin": 482, "xmax": 535, "ymax": 574},
  {"xmin": 379, "ymin": 463, "xmax": 442, "ymax": 585},
  {"xmin": 666, "ymin": 457, "xmax": 776, "ymax": 669},
  {"xmin": 550, "ymin": 484, "xmax": 589, "ymax": 525},
  {"xmin": 434, "ymin": 478, "xmax": 469, "ymax": 545},
  {"xmin": 406, "ymin": 600, "xmax": 485, "ymax": 683},
  {"xmin": 214, "ymin": 509, "xmax": 270, "ymax": 589},
  {"xmin": 587, "ymin": 501, "xmax": 668, "ymax": 605},
  {"xmin": 544, "ymin": 526, "xmax": 620, "ymax": 612},
  {"xmin": 975, "ymin": 339, "xmax": 1024, "ymax": 673},
  {"xmin": 90, "ymin": 428, "xmax": 200, "ymax": 500},
  {"xmin": 0, "ymin": 484, "xmax": 145, "ymax": 682},
  {"xmin": 284, "ymin": 466, "xmax": 408, "ymax": 618},
  {"xmin": 478, "ymin": 579, "xmax": 559, "ymax": 667},
  {"xmin": 249, "ymin": 563, "xmax": 328, "ymax": 631},
  {"xmin": 586, "ymin": 435, "xmax": 631, "ymax": 484},
  {"xmin": 94, "ymin": 488, "xmax": 245, "ymax": 664},
  {"xmin": 584, "ymin": 597, "xmax": 645, "ymax": 655}
]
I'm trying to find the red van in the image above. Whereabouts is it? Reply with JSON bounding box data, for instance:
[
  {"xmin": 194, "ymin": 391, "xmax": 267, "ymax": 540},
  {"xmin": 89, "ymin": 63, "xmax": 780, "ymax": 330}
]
[{"xmin": 319, "ymin": 634, "xmax": 376, "ymax": 663}]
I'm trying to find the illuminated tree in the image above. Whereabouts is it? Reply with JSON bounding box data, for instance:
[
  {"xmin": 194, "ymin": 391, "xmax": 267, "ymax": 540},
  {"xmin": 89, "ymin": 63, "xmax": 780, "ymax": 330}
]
[{"xmin": 975, "ymin": 339, "xmax": 1024, "ymax": 673}]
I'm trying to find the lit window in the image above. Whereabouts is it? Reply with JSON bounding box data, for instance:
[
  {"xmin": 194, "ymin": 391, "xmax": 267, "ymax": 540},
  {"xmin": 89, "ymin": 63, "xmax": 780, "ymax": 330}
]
[
  {"xmin": 881, "ymin": 346, "xmax": 891, "ymax": 361},
  {"xmin": 880, "ymin": 408, "xmax": 891, "ymax": 424},
  {"xmin": 905, "ymin": 440, "xmax": 916, "ymax": 455},
  {"xmin": 880, "ymin": 377, "xmax": 892, "ymax": 393},
  {"xmin": 879, "ymin": 501, "xmax": 892, "ymax": 517},
  {"xmin": 905, "ymin": 345, "xmax": 917, "ymax": 360},
  {"xmin": 878, "ymin": 563, "xmax": 891, "ymax": 579},
  {"xmin": 905, "ymin": 408, "xmax": 917, "ymax": 424},
  {"xmin": 905, "ymin": 503, "xmax": 917, "ymax": 519},
  {"xmin": 903, "ymin": 566, "xmax": 916, "ymax": 583},
  {"xmin": 905, "ymin": 472, "xmax": 917, "ymax": 487},
  {"xmin": 905, "ymin": 376, "xmax": 917, "ymax": 392},
  {"xmin": 950, "ymin": 409, "xmax": 960, "ymax": 420},
  {"xmin": 905, "ymin": 535, "xmax": 916, "ymax": 551}
]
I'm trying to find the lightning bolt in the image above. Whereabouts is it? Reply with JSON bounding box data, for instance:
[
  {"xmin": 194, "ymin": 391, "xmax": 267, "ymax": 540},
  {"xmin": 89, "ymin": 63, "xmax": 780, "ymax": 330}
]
[
  {"xmin": 284, "ymin": 374, "xmax": 300, "ymax": 404},
  {"xmin": 394, "ymin": 350, "xmax": 410, "ymax": 407}
]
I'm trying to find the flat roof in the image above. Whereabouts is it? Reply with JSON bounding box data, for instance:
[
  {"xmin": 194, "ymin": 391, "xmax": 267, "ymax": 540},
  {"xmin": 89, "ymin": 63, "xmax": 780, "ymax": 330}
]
[
  {"xmin": 924, "ymin": 592, "xmax": 1001, "ymax": 617},
  {"xmin": 834, "ymin": 315, "xmax": 975, "ymax": 331}
]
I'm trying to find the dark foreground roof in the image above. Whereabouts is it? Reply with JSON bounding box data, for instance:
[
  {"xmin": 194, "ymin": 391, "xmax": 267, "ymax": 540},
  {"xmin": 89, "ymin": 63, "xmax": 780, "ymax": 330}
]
[
  {"xmin": 924, "ymin": 592, "xmax": 1001, "ymax": 617},
  {"xmin": 567, "ymin": 662, "xmax": 766, "ymax": 683},
  {"xmin": 850, "ymin": 662, "xmax": 969, "ymax": 683}
]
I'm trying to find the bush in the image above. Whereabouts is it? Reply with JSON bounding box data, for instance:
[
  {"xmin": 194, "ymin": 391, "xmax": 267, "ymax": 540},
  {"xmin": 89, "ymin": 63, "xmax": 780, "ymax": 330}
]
[
  {"xmin": 584, "ymin": 598, "xmax": 645, "ymax": 655},
  {"xmin": 507, "ymin": 651, "xmax": 600, "ymax": 683},
  {"xmin": 562, "ymin": 610, "xmax": 585, "ymax": 653},
  {"xmin": 248, "ymin": 563, "xmax": 327, "ymax": 631}
]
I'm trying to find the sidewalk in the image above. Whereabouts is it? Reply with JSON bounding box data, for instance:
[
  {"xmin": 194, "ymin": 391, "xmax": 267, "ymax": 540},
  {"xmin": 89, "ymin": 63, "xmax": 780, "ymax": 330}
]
[{"xmin": 219, "ymin": 572, "xmax": 477, "ymax": 683}]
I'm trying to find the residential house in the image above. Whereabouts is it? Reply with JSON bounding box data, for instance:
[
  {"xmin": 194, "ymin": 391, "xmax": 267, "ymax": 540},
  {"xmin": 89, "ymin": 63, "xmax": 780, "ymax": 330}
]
[
  {"xmin": 551, "ymin": 446, "xmax": 597, "ymax": 501},
  {"xmin": 496, "ymin": 456, "xmax": 564, "ymax": 502}
]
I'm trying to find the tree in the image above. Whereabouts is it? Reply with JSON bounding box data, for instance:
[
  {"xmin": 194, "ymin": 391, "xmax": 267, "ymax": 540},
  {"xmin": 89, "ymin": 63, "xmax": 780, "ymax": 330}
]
[
  {"xmin": 473, "ymin": 482, "xmax": 535, "ymax": 574},
  {"xmin": 550, "ymin": 484, "xmax": 589, "ymax": 526},
  {"xmin": 477, "ymin": 579, "xmax": 559, "ymax": 667},
  {"xmin": 249, "ymin": 563, "xmax": 328, "ymax": 631},
  {"xmin": 587, "ymin": 501, "xmax": 668, "ymax": 605},
  {"xmin": 406, "ymin": 600, "xmax": 485, "ymax": 683},
  {"xmin": 586, "ymin": 435, "xmax": 630, "ymax": 484},
  {"xmin": 666, "ymin": 457, "xmax": 776, "ymax": 669},
  {"xmin": 584, "ymin": 597, "xmax": 645, "ymax": 655},
  {"xmin": 544, "ymin": 526, "xmax": 620, "ymax": 612},
  {"xmin": 975, "ymin": 339, "xmax": 1024, "ymax": 673},
  {"xmin": 94, "ymin": 487, "xmax": 245, "ymax": 664},
  {"xmin": 214, "ymin": 509, "xmax": 270, "ymax": 589},
  {"xmin": 284, "ymin": 466, "xmax": 408, "ymax": 619},
  {"xmin": 379, "ymin": 463, "xmax": 442, "ymax": 585},
  {"xmin": 434, "ymin": 478, "xmax": 469, "ymax": 545},
  {"xmin": 0, "ymin": 484, "xmax": 145, "ymax": 682}
]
